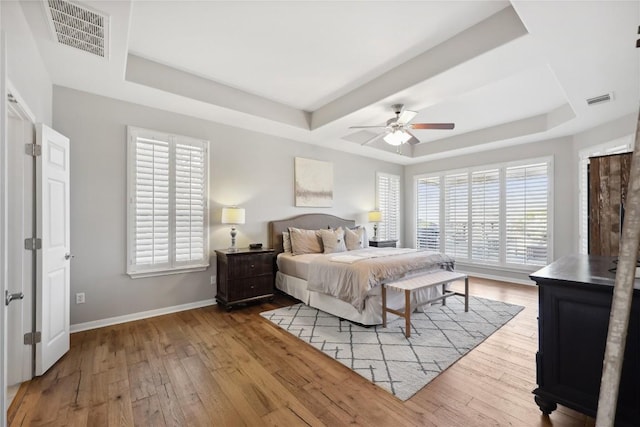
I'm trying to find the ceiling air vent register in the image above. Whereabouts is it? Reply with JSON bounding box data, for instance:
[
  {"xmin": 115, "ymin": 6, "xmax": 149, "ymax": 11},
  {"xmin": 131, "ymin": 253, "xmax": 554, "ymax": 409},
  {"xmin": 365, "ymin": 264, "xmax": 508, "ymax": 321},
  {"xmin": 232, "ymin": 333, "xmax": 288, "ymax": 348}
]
[
  {"xmin": 586, "ymin": 93, "xmax": 613, "ymax": 106},
  {"xmin": 45, "ymin": 0, "xmax": 109, "ymax": 58}
]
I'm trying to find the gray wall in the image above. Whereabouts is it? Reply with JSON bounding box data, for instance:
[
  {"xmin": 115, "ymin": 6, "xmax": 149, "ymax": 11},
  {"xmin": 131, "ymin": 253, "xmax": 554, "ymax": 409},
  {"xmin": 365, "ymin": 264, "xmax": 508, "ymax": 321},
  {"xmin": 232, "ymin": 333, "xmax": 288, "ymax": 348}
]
[{"xmin": 53, "ymin": 86, "xmax": 402, "ymax": 325}]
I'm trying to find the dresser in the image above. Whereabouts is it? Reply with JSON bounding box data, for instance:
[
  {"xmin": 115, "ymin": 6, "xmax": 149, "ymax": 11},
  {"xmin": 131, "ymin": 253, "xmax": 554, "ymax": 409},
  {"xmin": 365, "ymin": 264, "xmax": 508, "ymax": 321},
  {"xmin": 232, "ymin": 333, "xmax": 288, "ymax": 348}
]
[
  {"xmin": 530, "ymin": 254, "xmax": 639, "ymax": 426},
  {"xmin": 215, "ymin": 248, "xmax": 275, "ymax": 310}
]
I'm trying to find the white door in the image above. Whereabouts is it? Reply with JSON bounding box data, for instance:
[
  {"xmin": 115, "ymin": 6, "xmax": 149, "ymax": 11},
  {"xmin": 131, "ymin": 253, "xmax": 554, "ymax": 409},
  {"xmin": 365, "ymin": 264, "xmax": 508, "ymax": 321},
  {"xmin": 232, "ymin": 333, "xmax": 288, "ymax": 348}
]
[{"xmin": 35, "ymin": 123, "xmax": 70, "ymax": 375}]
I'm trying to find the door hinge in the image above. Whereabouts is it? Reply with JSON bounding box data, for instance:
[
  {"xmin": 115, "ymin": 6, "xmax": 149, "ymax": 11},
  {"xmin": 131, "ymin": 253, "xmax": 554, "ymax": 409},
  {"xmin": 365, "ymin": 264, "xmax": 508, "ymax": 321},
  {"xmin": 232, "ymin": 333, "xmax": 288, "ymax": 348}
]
[
  {"xmin": 24, "ymin": 331, "xmax": 41, "ymax": 345},
  {"xmin": 25, "ymin": 143, "xmax": 42, "ymax": 157},
  {"xmin": 24, "ymin": 237, "xmax": 42, "ymax": 250}
]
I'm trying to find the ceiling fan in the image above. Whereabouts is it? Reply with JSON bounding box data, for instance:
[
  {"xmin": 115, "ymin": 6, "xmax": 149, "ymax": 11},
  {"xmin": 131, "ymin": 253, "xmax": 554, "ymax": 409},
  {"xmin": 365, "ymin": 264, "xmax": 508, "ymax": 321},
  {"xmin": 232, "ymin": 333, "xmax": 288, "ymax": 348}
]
[{"xmin": 350, "ymin": 104, "xmax": 455, "ymax": 146}]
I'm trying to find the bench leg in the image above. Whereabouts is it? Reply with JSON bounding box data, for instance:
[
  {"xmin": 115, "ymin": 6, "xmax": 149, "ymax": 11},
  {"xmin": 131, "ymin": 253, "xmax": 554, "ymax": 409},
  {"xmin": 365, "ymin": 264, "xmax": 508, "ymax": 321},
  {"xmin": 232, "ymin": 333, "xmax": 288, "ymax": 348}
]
[
  {"xmin": 442, "ymin": 283, "xmax": 446, "ymax": 306},
  {"xmin": 382, "ymin": 284, "xmax": 387, "ymax": 328},
  {"xmin": 464, "ymin": 277, "xmax": 469, "ymax": 312},
  {"xmin": 405, "ymin": 289, "xmax": 411, "ymax": 338}
]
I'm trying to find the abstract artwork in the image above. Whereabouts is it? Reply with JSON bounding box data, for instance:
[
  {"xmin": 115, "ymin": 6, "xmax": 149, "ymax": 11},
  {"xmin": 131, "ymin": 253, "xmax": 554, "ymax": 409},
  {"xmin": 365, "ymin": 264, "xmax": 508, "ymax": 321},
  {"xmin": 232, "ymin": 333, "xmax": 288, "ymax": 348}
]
[{"xmin": 294, "ymin": 157, "xmax": 333, "ymax": 207}]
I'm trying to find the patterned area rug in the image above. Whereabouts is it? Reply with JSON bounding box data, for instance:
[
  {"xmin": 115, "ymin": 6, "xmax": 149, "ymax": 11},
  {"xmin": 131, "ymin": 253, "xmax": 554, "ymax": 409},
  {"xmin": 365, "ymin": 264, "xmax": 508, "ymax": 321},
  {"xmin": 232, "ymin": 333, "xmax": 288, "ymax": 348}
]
[{"xmin": 261, "ymin": 295, "xmax": 524, "ymax": 400}]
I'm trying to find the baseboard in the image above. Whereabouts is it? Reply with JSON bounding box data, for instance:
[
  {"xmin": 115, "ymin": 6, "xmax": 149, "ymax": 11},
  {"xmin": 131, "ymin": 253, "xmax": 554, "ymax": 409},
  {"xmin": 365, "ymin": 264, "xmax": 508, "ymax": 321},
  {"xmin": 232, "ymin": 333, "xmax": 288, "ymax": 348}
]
[
  {"xmin": 456, "ymin": 269, "xmax": 536, "ymax": 286},
  {"xmin": 70, "ymin": 299, "xmax": 217, "ymax": 333}
]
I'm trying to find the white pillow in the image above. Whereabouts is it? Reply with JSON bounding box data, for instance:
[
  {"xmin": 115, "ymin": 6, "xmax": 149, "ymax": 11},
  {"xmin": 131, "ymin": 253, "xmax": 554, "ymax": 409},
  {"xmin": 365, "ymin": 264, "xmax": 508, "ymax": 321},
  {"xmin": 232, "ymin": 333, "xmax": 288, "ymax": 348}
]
[
  {"xmin": 345, "ymin": 226, "xmax": 367, "ymax": 250},
  {"xmin": 289, "ymin": 227, "xmax": 323, "ymax": 255},
  {"xmin": 282, "ymin": 231, "xmax": 292, "ymax": 253},
  {"xmin": 320, "ymin": 227, "xmax": 346, "ymax": 254}
]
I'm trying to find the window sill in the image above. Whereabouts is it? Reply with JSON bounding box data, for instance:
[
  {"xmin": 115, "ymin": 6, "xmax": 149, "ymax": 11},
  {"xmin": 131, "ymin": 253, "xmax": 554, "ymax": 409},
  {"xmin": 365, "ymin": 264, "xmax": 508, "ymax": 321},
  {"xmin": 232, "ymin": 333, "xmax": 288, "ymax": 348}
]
[
  {"xmin": 128, "ymin": 264, "xmax": 210, "ymax": 279},
  {"xmin": 454, "ymin": 260, "xmax": 544, "ymax": 274}
]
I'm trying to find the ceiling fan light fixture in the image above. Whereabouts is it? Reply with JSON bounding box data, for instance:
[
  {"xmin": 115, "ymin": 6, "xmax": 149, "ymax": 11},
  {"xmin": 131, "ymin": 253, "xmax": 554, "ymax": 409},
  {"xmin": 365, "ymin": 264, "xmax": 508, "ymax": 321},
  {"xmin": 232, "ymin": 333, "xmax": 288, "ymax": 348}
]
[{"xmin": 383, "ymin": 130, "xmax": 411, "ymax": 146}]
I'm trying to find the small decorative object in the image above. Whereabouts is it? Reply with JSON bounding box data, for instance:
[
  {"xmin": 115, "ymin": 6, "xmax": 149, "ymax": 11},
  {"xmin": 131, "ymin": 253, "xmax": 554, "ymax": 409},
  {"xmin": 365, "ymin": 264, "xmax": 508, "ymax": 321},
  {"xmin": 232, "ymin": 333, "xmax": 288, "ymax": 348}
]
[
  {"xmin": 368, "ymin": 210, "xmax": 382, "ymax": 239},
  {"xmin": 249, "ymin": 243, "xmax": 262, "ymax": 249},
  {"xmin": 294, "ymin": 157, "xmax": 333, "ymax": 207},
  {"xmin": 221, "ymin": 206, "xmax": 245, "ymax": 252}
]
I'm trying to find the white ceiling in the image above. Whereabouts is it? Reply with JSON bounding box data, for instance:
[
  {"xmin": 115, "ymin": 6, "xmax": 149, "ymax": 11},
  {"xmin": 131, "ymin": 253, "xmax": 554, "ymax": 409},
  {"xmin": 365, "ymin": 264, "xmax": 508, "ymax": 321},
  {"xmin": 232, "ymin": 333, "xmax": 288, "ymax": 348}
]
[{"xmin": 20, "ymin": 0, "xmax": 640, "ymax": 165}]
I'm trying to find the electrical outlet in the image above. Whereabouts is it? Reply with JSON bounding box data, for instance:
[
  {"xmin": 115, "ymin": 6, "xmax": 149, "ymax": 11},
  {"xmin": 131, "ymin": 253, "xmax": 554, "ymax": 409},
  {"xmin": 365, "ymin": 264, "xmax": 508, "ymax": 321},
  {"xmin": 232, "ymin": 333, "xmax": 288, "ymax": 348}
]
[
  {"xmin": 210, "ymin": 275, "xmax": 216, "ymax": 285},
  {"xmin": 76, "ymin": 292, "xmax": 85, "ymax": 304}
]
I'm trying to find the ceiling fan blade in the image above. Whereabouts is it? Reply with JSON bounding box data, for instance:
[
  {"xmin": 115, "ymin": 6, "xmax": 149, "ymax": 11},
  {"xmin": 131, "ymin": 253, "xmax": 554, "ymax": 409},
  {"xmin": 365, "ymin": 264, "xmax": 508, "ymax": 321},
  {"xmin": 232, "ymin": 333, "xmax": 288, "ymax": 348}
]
[
  {"xmin": 410, "ymin": 123, "xmax": 455, "ymax": 130},
  {"xmin": 405, "ymin": 130, "xmax": 420, "ymax": 145},
  {"xmin": 349, "ymin": 125, "xmax": 387, "ymax": 129},
  {"xmin": 398, "ymin": 109, "xmax": 417, "ymax": 124},
  {"xmin": 360, "ymin": 133, "xmax": 384, "ymax": 146}
]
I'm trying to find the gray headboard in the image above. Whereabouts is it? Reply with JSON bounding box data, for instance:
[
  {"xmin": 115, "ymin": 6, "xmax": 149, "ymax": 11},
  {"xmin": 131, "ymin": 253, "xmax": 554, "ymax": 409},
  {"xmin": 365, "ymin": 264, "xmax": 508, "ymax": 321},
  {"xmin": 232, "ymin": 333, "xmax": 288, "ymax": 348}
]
[{"xmin": 268, "ymin": 214, "xmax": 356, "ymax": 255}]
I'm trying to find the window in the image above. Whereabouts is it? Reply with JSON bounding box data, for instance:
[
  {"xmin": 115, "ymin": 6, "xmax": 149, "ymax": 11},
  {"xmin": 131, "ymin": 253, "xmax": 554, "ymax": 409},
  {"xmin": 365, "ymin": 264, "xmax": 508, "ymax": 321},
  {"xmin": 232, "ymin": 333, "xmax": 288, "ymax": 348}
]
[
  {"xmin": 376, "ymin": 172, "xmax": 401, "ymax": 241},
  {"xmin": 415, "ymin": 157, "xmax": 552, "ymax": 268},
  {"xmin": 416, "ymin": 176, "xmax": 440, "ymax": 250},
  {"xmin": 127, "ymin": 127, "xmax": 209, "ymax": 277},
  {"xmin": 577, "ymin": 137, "xmax": 633, "ymax": 254}
]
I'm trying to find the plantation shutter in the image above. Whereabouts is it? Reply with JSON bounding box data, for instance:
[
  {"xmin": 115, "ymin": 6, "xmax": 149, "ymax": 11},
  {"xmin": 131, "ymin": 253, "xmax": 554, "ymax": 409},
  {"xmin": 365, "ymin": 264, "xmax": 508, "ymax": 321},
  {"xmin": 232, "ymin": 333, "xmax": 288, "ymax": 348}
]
[
  {"xmin": 505, "ymin": 163, "xmax": 548, "ymax": 265},
  {"xmin": 175, "ymin": 141, "xmax": 207, "ymax": 263},
  {"xmin": 444, "ymin": 173, "xmax": 468, "ymax": 259},
  {"xmin": 134, "ymin": 137, "xmax": 170, "ymax": 267},
  {"xmin": 377, "ymin": 173, "xmax": 400, "ymax": 240},
  {"xmin": 416, "ymin": 176, "xmax": 440, "ymax": 250},
  {"xmin": 128, "ymin": 127, "xmax": 209, "ymax": 277},
  {"xmin": 471, "ymin": 169, "xmax": 500, "ymax": 262}
]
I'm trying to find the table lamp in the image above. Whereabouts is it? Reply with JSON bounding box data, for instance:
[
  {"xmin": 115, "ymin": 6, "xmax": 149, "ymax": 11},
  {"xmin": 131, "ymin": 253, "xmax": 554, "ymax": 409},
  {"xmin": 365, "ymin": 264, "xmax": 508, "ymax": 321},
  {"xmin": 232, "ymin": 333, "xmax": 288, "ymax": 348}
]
[
  {"xmin": 221, "ymin": 206, "xmax": 245, "ymax": 251},
  {"xmin": 368, "ymin": 210, "xmax": 382, "ymax": 240}
]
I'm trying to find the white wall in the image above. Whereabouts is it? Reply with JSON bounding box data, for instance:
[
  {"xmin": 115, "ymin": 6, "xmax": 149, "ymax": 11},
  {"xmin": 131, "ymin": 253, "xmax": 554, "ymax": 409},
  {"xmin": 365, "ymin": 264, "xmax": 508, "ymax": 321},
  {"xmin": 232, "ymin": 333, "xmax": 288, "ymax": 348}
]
[
  {"xmin": 1, "ymin": 1, "xmax": 51, "ymax": 124},
  {"xmin": 53, "ymin": 86, "xmax": 402, "ymax": 325}
]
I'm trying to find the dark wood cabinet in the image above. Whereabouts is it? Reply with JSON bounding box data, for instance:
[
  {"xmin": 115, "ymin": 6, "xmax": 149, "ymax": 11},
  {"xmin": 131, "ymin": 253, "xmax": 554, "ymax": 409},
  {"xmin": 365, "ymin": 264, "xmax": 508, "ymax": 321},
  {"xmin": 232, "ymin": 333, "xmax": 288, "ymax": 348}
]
[
  {"xmin": 588, "ymin": 152, "xmax": 632, "ymax": 256},
  {"xmin": 215, "ymin": 248, "xmax": 275, "ymax": 309},
  {"xmin": 530, "ymin": 255, "xmax": 640, "ymax": 426},
  {"xmin": 369, "ymin": 239, "xmax": 397, "ymax": 248}
]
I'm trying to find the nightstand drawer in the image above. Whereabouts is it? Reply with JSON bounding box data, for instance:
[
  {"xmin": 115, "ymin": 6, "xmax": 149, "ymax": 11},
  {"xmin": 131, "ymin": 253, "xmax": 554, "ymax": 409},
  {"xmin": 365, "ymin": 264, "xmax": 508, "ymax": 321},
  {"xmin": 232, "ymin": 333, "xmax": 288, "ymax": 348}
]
[
  {"xmin": 228, "ymin": 253, "xmax": 273, "ymax": 278},
  {"xmin": 228, "ymin": 276, "xmax": 274, "ymax": 300}
]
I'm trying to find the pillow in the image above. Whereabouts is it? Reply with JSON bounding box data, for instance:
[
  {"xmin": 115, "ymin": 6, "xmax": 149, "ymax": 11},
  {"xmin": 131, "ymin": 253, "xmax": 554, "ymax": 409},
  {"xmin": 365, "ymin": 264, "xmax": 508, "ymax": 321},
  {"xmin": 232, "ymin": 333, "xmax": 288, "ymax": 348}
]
[
  {"xmin": 345, "ymin": 226, "xmax": 367, "ymax": 250},
  {"xmin": 320, "ymin": 227, "xmax": 346, "ymax": 254},
  {"xmin": 288, "ymin": 227, "xmax": 323, "ymax": 255},
  {"xmin": 282, "ymin": 231, "xmax": 292, "ymax": 253}
]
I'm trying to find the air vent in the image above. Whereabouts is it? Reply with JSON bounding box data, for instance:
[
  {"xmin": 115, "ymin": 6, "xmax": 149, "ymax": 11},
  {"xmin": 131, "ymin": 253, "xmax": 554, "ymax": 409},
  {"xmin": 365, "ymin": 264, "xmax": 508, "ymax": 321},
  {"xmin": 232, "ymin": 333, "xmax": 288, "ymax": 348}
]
[
  {"xmin": 45, "ymin": 0, "xmax": 109, "ymax": 58},
  {"xmin": 586, "ymin": 93, "xmax": 613, "ymax": 106}
]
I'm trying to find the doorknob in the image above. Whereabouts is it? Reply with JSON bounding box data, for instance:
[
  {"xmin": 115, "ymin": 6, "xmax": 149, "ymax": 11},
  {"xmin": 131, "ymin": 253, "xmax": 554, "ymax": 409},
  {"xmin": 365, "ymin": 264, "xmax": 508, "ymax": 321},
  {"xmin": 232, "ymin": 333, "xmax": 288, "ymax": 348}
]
[
  {"xmin": 5, "ymin": 290, "xmax": 24, "ymax": 306},
  {"xmin": 65, "ymin": 253, "xmax": 74, "ymax": 260}
]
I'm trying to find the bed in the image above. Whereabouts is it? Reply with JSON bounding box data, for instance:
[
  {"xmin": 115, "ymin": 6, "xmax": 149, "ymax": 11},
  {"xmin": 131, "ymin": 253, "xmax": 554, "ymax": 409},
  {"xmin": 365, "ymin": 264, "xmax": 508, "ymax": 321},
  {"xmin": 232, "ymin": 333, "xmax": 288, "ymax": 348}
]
[{"xmin": 268, "ymin": 214, "xmax": 454, "ymax": 325}]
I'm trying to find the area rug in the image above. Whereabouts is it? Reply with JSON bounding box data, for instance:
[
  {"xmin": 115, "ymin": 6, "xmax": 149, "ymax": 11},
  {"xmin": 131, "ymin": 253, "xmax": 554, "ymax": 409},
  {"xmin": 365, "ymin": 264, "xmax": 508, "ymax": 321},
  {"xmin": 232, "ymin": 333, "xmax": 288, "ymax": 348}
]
[{"xmin": 260, "ymin": 295, "xmax": 524, "ymax": 400}]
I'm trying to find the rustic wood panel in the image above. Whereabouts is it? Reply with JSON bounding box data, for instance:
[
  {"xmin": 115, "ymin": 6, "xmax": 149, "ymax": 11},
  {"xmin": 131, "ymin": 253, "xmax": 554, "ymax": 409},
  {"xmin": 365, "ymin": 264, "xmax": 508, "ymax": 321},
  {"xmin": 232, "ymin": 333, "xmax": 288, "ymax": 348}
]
[
  {"xmin": 8, "ymin": 279, "xmax": 596, "ymax": 427},
  {"xmin": 589, "ymin": 152, "xmax": 633, "ymax": 256}
]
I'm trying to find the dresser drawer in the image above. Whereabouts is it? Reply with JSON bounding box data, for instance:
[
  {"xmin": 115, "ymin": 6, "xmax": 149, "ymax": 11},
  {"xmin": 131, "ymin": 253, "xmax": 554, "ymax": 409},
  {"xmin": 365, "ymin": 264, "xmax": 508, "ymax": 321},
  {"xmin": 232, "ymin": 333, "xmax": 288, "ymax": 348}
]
[
  {"xmin": 228, "ymin": 275, "xmax": 274, "ymax": 301},
  {"xmin": 228, "ymin": 253, "xmax": 273, "ymax": 278}
]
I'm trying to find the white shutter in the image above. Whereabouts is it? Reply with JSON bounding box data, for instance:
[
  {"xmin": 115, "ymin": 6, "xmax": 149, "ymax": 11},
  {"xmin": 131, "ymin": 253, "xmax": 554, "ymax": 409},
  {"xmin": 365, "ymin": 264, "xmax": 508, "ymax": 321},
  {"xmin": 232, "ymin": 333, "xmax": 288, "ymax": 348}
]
[
  {"xmin": 134, "ymin": 137, "xmax": 170, "ymax": 267},
  {"xmin": 416, "ymin": 176, "xmax": 440, "ymax": 250},
  {"xmin": 471, "ymin": 169, "xmax": 500, "ymax": 262},
  {"xmin": 377, "ymin": 173, "xmax": 400, "ymax": 240},
  {"xmin": 175, "ymin": 141, "xmax": 207, "ymax": 263},
  {"xmin": 505, "ymin": 163, "xmax": 548, "ymax": 265},
  {"xmin": 444, "ymin": 173, "xmax": 468, "ymax": 259}
]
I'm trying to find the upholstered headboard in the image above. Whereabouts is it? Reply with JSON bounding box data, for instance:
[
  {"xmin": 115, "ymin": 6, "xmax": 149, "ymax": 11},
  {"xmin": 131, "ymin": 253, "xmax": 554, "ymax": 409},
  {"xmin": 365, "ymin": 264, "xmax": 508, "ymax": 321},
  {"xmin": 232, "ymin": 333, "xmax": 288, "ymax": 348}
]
[{"xmin": 268, "ymin": 214, "xmax": 356, "ymax": 255}]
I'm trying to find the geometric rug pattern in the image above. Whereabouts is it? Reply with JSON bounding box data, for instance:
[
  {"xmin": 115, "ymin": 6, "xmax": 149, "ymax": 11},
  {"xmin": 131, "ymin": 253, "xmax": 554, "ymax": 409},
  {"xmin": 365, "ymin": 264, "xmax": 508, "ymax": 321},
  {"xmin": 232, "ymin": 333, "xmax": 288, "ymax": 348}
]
[{"xmin": 261, "ymin": 296, "xmax": 524, "ymax": 400}]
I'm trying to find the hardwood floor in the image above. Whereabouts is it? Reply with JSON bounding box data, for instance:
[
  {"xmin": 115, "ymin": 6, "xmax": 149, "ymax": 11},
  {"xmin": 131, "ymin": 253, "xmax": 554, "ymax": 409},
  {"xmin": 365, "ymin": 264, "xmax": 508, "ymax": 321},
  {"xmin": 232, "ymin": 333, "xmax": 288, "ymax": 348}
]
[{"xmin": 8, "ymin": 278, "xmax": 597, "ymax": 426}]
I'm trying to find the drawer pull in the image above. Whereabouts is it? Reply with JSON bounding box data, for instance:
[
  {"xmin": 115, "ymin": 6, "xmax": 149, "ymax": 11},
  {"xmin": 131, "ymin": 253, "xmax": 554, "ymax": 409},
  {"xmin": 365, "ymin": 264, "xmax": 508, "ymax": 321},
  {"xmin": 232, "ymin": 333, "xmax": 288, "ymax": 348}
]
[{"xmin": 251, "ymin": 264, "xmax": 255, "ymax": 268}]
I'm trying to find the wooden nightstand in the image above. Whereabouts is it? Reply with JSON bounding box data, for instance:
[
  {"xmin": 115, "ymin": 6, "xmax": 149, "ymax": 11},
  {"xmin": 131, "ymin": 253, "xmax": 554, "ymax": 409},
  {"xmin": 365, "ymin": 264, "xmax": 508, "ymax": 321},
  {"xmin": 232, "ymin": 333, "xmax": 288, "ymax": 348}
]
[
  {"xmin": 369, "ymin": 239, "xmax": 398, "ymax": 248},
  {"xmin": 215, "ymin": 248, "xmax": 274, "ymax": 310}
]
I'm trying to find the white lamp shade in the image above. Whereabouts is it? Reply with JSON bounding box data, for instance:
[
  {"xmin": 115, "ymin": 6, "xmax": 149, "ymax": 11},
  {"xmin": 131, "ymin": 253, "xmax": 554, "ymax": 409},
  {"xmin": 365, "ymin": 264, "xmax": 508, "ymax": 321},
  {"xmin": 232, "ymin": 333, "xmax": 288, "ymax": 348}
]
[
  {"xmin": 383, "ymin": 130, "xmax": 411, "ymax": 146},
  {"xmin": 221, "ymin": 207, "xmax": 245, "ymax": 225},
  {"xmin": 368, "ymin": 210, "xmax": 382, "ymax": 223}
]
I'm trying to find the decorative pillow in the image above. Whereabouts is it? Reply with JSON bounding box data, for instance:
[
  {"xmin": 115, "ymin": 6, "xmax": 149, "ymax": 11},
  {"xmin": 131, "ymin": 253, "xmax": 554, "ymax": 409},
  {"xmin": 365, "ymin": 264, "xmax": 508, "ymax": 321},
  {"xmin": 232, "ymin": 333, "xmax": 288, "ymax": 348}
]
[
  {"xmin": 345, "ymin": 226, "xmax": 367, "ymax": 250},
  {"xmin": 282, "ymin": 231, "xmax": 292, "ymax": 253},
  {"xmin": 320, "ymin": 227, "xmax": 346, "ymax": 254},
  {"xmin": 288, "ymin": 227, "xmax": 323, "ymax": 255}
]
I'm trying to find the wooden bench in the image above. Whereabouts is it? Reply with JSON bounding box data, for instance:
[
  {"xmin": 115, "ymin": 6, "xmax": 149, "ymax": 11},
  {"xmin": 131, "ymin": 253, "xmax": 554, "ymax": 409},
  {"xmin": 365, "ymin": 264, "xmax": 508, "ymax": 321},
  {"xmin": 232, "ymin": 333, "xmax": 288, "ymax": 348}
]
[{"xmin": 382, "ymin": 270, "xmax": 469, "ymax": 337}]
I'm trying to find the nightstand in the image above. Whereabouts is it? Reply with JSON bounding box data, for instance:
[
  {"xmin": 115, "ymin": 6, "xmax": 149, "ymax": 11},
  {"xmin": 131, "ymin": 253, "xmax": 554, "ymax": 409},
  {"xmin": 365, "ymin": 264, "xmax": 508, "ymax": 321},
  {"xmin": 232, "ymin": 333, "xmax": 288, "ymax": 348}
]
[
  {"xmin": 215, "ymin": 248, "xmax": 274, "ymax": 310},
  {"xmin": 369, "ymin": 239, "xmax": 398, "ymax": 248}
]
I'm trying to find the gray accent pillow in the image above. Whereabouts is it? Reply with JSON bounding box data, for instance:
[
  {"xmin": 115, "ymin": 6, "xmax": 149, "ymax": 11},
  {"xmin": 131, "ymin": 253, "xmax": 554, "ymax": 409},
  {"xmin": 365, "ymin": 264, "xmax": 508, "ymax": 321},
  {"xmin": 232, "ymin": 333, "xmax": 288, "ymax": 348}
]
[
  {"xmin": 289, "ymin": 227, "xmax": 323, "ymax": 255},
  {"xmin": 282, "ymin": 231, "xmax": 292, "ymax": 253},
  {"xmin": 320, "ymin": 227, "xmax": 347, "ymax": 254},
  {"xmin": 345, "ymin": 226, "xmax": 367, "ymax": 250}
]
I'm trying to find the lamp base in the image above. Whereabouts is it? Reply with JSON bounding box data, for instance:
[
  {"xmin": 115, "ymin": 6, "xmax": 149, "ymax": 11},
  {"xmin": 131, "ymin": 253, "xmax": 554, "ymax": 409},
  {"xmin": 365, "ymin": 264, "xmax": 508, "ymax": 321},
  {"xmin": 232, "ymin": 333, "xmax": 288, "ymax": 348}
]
[{"xmin": 229, "ymin": 226, "xmax": 238, "ymax": 252}]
